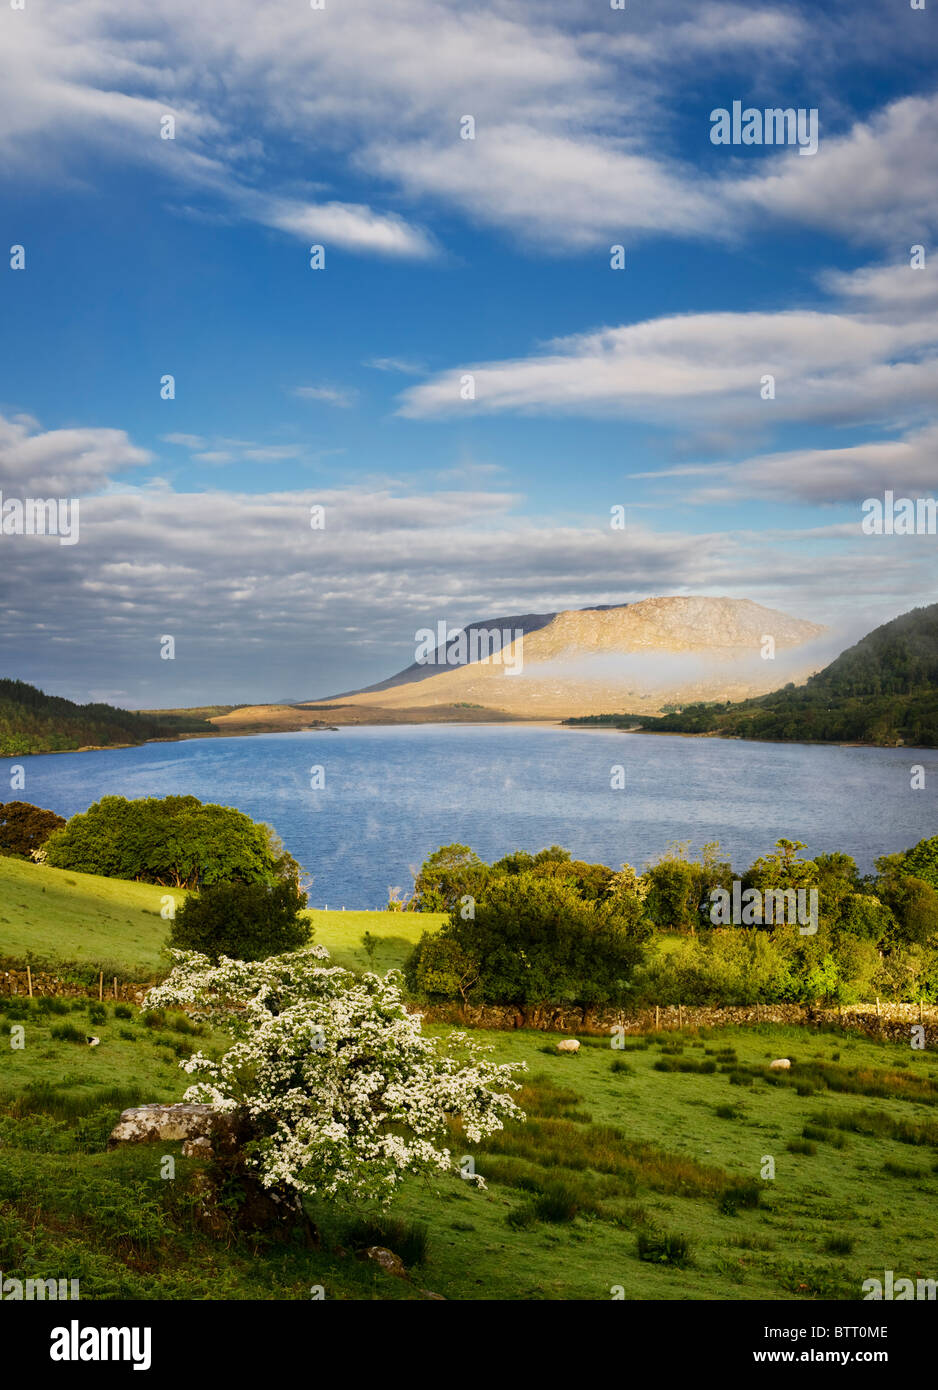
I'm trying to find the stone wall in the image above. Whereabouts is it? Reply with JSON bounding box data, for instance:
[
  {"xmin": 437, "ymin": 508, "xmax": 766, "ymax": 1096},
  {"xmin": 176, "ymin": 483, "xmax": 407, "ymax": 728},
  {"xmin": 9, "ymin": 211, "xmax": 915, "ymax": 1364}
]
[
  {"xmin": 4, "ymin": 964, "xmax": 934, "ymax": 1044},
  {"xmin": 413, "ymin": 1000, "xmax": 938, "ymax": 1046},
  {"xmin": 0, "ymin": 967, "xmax": 155, "ymax": 1004}
]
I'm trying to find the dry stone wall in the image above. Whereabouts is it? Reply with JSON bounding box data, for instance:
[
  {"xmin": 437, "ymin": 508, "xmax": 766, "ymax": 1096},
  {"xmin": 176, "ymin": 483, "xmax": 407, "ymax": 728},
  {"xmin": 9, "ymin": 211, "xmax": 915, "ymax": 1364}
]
[
  {"xmin": 0, "ymin": 967, "xmax": 154, "ymax": 1003},
  {"xmin": 414, "ymin": 1000, "xmax": 938, "ymax": 1046}
]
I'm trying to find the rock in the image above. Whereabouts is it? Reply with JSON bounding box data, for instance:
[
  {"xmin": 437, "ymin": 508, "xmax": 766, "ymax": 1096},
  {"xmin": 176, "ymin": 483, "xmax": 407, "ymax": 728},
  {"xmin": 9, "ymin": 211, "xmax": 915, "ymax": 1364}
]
[
  {"xmin": 419, "ymin": 1289, "xmax": 446, "ymax": 1300},
  {"xmin": 557, "ymin": 1039, "xmax": 580, "ymax": 1054},
  {"xmin": 86, "ymin": 1036, "xmax": 100, "ymax": 1047},
  {"xmin": 365, "ymin": 1246, "xmax": 407, "ymax": 1278},
  {"xmin": 769, "ymin": 1058, "xmax": 791, "ymax": 1070},
  {"xmin": 182, "ymin": 1136, "xmax": 214, "ymax": 1159},
  {"xmin": 106, "ymin": 1102, "xmax": 241, "ymax": 1152}
]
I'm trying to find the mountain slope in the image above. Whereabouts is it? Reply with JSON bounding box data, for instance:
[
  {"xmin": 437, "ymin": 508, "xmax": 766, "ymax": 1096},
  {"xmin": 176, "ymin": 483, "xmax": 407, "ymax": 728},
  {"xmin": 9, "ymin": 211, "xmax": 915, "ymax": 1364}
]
[
  {"xmin": 307, "ymin": 596, "xmax": 828, "ymax": 720},
  {"xmin": 598, "ymin": 603, "xmax": 938, "ymax": 746}
]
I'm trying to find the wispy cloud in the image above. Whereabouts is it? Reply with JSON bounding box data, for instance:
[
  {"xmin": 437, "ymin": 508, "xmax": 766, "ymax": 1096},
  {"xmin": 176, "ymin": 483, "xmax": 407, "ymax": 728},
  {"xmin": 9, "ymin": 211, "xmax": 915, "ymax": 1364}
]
[{"xmin": 291, "ymin": 385, "xmax": 358, "ymax": 409}]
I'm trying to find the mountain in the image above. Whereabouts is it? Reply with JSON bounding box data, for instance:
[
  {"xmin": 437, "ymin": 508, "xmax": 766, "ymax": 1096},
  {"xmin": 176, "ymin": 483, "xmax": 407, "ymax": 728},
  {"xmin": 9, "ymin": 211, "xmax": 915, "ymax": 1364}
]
[
  {"xmin": 304, "ymin": 596, "xmax": 828, "ymax": 720},
  {"xmin": 596, "ymin": 602, "xmax": 938, "ymax": 747},
  {"xmin": 0, "ymin": 680, "xmax": 218, "ymax": 756}
]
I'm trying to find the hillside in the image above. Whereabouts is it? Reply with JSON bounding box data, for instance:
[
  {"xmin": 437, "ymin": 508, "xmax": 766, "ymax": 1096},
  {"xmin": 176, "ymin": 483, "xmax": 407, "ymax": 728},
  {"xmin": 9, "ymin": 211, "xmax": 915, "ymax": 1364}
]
[
  {"xmin": 584, "ymin": 603, "xmax": 938, "ymax": 747},
  {"xmin": 0, "ymin": 856, "xmax": 439, "ymax": 980},
  {"xmin": 0, "ymin": 679, "xmax": 218, "ymax": 756},
  {"xmin": 303, "ymin": 596, "xmax": 828, "ymax": 720}
]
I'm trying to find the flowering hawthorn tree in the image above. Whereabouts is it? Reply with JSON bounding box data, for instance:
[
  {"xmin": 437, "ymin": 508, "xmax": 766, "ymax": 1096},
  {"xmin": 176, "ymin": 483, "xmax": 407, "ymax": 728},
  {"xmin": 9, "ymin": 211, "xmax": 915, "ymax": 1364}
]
[{"xmin": 145, "ymin": 947, "xmax": 525, "ymax": 1204}]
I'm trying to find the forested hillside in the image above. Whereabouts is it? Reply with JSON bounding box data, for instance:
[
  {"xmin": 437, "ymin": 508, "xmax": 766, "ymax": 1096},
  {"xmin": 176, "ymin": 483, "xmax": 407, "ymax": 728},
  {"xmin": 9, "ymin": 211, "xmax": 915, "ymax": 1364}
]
[
  {"xmin": 0, "ymin": 679, "xmax": 217, "ymax": 755},
  {"xmin": 566, "ymin": 604, "xmax": 938, "ymax": 747}
]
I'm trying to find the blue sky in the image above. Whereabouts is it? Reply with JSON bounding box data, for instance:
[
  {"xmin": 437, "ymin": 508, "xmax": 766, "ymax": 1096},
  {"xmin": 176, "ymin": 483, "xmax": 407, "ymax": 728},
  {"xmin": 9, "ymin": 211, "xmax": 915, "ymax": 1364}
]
[{"xmin": 1, "ymin": 0, "xmax": 937, "ymax": 705}]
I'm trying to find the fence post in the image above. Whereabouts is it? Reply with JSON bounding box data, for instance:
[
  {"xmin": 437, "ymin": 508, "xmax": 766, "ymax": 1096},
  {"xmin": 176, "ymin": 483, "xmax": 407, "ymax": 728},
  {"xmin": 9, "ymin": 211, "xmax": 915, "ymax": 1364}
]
[
  {"xmin": 98, "ymin": 971, "xmax": 104, "ymax": 1003},
  {"xmin": 655, "ymin": 1005, "xmax": 660, "ymax": 1032},
  {"xmin": 113, "ymin": 976, "xmax": 118, "ymax": 1000},
  {"xmin": 26, "ymin": 964, "xmax": 32, "ymax": 998},
  {"xmin": 678, "ymin": 1003, "xmax": 683, "ymax": 1030}
]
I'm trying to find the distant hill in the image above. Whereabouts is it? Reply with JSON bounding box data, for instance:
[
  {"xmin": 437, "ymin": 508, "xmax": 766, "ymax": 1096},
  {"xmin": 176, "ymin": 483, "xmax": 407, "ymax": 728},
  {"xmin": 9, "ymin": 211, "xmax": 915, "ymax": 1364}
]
[
  {"xmin": 305, "ymin": 596, "xmax": 828, "ymax": 720},
  {"xmin": 576, "ymin": 603, "xmax": 938, "ymax": 747},
  {"xmin": 0, "ymin": 679, "xmax": 218, "ymax": 756}
]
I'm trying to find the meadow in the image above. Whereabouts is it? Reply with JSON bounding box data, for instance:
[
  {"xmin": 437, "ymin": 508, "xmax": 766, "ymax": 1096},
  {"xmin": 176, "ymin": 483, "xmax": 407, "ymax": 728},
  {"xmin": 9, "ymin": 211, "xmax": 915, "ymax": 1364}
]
[
  {"xmin": 0, "ymin": 856, "xmax": 439, "ymax": 980},
  {"xmin": 1, "ymin": 855, "xmax": 936, "ymax": 1300}
]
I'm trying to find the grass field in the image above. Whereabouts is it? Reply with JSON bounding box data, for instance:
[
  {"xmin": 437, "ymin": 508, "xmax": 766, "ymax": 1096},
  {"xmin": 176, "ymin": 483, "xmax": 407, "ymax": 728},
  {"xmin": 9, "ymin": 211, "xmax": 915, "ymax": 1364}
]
[
  {"xmin": 2, "ymin": 855, "xmax": 937, "ymax": 1300},
  {"xmin": 2, "ymin": 1000, "xmax": 937, "ymax": 1299},
  {"xmin": 0, "ymin": 857, "xmax": 441, "ymax": 979}
]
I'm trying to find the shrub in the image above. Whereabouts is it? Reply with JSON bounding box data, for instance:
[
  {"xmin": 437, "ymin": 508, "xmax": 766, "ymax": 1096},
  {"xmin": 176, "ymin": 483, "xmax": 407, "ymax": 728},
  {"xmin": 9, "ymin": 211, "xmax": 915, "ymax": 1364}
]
[
  {"xmin": 637, "ymin": 1230, "xmax": 691, "ymax": 1266},
  {"xmin": 405, "ymin": 932, "xmax": 479, "ymax": 1003},
  {"xmin": 36, "ymin": 996, "xmax": 69, "ymax": 1015},
  {"xmin": 51, "ymin": 1023, "xmax": 86, "ymax": 1043},
  {"xmin": 653, "ymin": 1057, "xmax": 716, "ymax": 1074},
  {"xmin": 406, "ymin": 867, "xmax": 649, "ymax": 1009},
  {"xmin": 145, "ymin": 947, "xmax": 525, "ymax": 1204},
  {"xmin": 344, "ymin": 1216, "xmax": 429, "ymax": 1266},
  {"xmin": 506, "ymin": 1202, "xmax": 538, "ymax": 1230},
  {"xmin": 719, "ymin": 1181, "xmax": 762, "ymax": 1214},
  {"xmin": 113, "ymin": 1004, "xmax": 133, "ymax": 1020},
  {"xmin": 168, "ymin": 879, "xmax": 311, "ymax": 962},
  {"xmin": 786, "ymin": 1139, "xmax": 817, "ymax": 1155}
]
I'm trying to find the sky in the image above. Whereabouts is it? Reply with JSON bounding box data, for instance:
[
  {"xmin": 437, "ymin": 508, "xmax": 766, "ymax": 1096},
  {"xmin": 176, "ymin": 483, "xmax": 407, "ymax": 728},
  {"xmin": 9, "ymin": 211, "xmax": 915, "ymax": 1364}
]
[{"xmin": 1, "ymin": 0, "xmax": 936, "ymax": 707}]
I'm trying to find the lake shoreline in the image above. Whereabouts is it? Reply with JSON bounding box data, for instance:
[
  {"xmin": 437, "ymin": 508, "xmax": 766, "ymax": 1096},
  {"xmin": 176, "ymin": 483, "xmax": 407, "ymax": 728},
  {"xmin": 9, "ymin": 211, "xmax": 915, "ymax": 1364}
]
[{"xmin": 12, "ymin": 715, "xmax": 934, "ymax": 757}]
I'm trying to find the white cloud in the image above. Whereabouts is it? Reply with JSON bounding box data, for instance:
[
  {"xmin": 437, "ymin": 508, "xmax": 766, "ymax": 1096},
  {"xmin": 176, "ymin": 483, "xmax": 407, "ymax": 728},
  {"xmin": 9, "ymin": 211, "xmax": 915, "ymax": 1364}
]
[
  {"xmin": 0, "ymin": 415, "xmax": 150, "ymax": 495},
  {"xmin": 257, "ymin": 198, "xmax": 435, "ymax": 259},
  {"xmin": 365, "ymin": 357, "xmax": 426, "ymax": 376},
  {"xmin": 292, "ymin": 385, "xmax": 358, "ymax": 408},
  {"xmin": 732, "ymin": 94, "xmax": 938, "ymax": 245},
  {"xmin": 681, "ymin": 423, "xmax": 938, "ymax": 505},
  {"xmin": 399, "ymin": 257, "xmax": 938, "ymax": 430},
  {"xmin": 1, "ymin": 0, "xmax": 933, "ymax": 254}
]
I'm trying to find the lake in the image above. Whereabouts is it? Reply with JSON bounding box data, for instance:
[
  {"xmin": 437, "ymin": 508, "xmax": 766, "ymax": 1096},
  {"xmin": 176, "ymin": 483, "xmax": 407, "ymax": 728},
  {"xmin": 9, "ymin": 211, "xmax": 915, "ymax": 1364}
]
[{"xmin": 13, "ymin": 725, "xmax": 937, "ymax": 907}]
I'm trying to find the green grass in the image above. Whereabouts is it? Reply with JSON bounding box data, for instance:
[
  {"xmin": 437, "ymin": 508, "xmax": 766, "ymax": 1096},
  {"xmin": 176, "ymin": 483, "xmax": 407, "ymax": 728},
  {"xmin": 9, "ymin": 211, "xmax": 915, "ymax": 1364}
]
[
  {"xmin": 2, "ymin": 859, "xmax": 938, "ymax": 1300},
  {"xmin": 2, "ymin": 999, "xmax": 937, "ymax": 1299},
  {"xmin": 0, "ymin": 857, "xmax": 443, "ymax": 980}
]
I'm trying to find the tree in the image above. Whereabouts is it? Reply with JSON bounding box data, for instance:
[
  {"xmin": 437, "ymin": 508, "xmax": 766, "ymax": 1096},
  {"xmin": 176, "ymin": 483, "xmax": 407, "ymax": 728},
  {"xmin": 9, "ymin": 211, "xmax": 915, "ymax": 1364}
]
[
  {"xmin": 168, "ymin": 880, "xmax": 312, "ymax": 962},
  {"xmin": 407, "ymin": 867, "xmax": 649, "ymax": 1009},
  {"xmin": 145, "ymin": 947, "xmax": 524, "ymax": 1205},
  {"xmin": 0, "ymin": 801, "xmax": 65, "ymax": 858},
  {"xmin": 897, "ymin": 835, "xmax": 938, "ymax": 892},
  {"xmin": 404, "ymin": 933, "xmax": 480, "ymax": 1003},
  {"xmin": 874, "ymin": 862, "xmax": 938, "ymax": 947},
  {"xmin": 43, "ymin": 795, "xmax": 299, "ymax": 889},
  {"xmin": 410, "ymin": 843, "xmax": 491, "ymax": 912}
]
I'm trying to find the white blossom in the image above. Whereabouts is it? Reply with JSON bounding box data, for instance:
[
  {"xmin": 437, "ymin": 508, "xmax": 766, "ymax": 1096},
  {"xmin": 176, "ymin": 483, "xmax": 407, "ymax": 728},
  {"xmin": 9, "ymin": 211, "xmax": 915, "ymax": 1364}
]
[{"xmin": 146, "ymin": 948, "xmax": 525, "ymax": 1203}]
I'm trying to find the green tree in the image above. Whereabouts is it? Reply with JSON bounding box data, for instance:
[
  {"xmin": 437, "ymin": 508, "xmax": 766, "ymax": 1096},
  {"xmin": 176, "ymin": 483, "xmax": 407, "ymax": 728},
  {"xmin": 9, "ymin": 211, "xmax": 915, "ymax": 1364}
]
[
  {"xmin": 43, "ymin": 795, "xmax": 298, "ymax": 889},
  {"xmin": 897, "ymin": 835, "xmax": 938, "ymax": 892},
  {"xmin": 410, "ymin": 843, "xmax": 491, "ymax": 912},
  {"xmin": 168, "ymin": 880, "xmax": 311, "ymax": 962},
  {"xmin": 407, "ymin": 868, "xmax": 649, "ymax": 1009},
  {"xmin": 0, "ymin": 801, "xmax": 65, "ymax": 858}
]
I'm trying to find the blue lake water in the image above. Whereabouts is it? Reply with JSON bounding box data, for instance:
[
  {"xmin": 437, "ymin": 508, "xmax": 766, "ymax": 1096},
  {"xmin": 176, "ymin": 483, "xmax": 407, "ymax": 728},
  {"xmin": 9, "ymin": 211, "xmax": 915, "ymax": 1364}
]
[{"xmin": 12, "ymin": 725, "xmax": 938, "ymax": 907}]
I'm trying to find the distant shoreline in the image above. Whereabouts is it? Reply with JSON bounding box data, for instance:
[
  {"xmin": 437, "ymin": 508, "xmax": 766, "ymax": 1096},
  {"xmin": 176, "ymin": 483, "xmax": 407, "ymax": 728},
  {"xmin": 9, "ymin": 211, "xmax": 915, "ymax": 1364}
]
[{"xmin": 11, "ymin": 715, "xmax": 932, "ymax": 757}]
